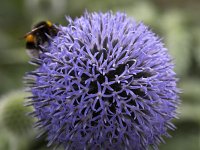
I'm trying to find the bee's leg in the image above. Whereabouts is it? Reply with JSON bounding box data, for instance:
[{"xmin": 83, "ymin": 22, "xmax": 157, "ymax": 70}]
[{"xmin": 38, "ymin": 44, "xmax": 48, "ymax": 53}]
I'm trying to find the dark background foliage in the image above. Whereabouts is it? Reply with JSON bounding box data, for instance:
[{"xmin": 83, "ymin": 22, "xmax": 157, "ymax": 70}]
[{"xmin": 0, "ymin": 0, "xmax": 199, "ymax": 149}]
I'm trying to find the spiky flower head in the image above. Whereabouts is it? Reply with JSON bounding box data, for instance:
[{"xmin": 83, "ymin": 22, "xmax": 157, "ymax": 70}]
[
  {"xmin": 26, "ymin": 12, "xmax": 180, "ymax": 150},
  {"xmin": 0, "ymin": 91, "xmax": 34, "ymax": 136}
]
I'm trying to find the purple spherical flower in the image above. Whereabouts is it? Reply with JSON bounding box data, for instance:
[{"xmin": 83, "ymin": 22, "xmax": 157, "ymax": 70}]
[{"xmin": 26, "ymin": 12, "xmax": 180, "ymax": 150}]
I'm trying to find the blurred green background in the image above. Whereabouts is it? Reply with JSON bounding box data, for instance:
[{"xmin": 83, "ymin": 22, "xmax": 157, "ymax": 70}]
[{"xmin": 0, "ymin": 0, "xmax": 200, "ymax": 149}]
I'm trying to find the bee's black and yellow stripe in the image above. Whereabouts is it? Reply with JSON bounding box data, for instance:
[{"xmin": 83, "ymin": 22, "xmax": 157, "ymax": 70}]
[{"xmin": 24, "ymin": 21, "xmax": 58, "ymax": 57}]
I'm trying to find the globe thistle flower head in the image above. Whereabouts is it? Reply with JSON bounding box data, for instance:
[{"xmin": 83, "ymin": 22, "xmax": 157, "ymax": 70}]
[
  {"xmin": 26, "ymin": 12, "xmax": 180, "ymax": 150},
  {"xmin": 0, "ymin": 91, "xmax": 34, "ymax": 136}
]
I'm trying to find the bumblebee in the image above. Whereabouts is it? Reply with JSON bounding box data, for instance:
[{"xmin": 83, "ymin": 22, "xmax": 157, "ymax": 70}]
[{"xmin": 24, "ymin": 21, "xmax": 58, "ymax": 58}]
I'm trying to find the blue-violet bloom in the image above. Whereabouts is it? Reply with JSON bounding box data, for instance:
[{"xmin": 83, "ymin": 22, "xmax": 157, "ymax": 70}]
[{"xmin": 26, "ymin": 12, "xmax": 180, "ymax": 150}]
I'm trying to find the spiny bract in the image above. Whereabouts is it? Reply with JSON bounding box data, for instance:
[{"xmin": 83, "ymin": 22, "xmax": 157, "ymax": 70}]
[{"xmin": 26, "ymin": 12, "xmax": 180, "ymax": 150}]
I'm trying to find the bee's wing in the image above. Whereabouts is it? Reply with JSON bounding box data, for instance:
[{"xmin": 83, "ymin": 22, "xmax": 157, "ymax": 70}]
[{"xmin": 24, "ymin": 25, "xmax": 46, "ymax": 38}]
